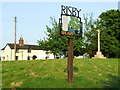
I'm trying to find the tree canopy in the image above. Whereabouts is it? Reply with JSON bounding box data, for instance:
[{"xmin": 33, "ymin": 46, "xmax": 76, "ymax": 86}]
[
  {"xmin": 84, "ymin": 9, "xmax": 120, "ymax": 58},
  {"xmin": 37, "ymin": 17, "xmax": 85, "ymax": 58},
  {"xmin": 98, "ymin": 9, "xmax": 120, "ymax": 58},
  {"xmin": 38, "ymin": 9, "xmax": 120, "ymax": 58}
]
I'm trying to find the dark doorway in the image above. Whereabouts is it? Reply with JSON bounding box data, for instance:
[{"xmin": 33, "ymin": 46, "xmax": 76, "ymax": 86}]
[{"xmin": 32, "ymin": 55, "xmax": 37, "ymax": 60}]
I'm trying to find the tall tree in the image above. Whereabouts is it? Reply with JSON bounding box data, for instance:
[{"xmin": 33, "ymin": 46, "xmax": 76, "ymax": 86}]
[
  {"xmin": 98, "ymin": 9, "xmax": 120, "ymax": 58},
  {"xmin": 83, "ymin": 13, "xmax": 97, "ymax": 57},
  {"xmin": 38, "ymin": 17, "xmax": 84, "ymax": 58},
  {"xmin": 38, "ymin": 17, "xmax": 68, "ymax": 58},
  {"xmin": 84, "ymin": 10, "xmax": 120, "ymax": 58}
]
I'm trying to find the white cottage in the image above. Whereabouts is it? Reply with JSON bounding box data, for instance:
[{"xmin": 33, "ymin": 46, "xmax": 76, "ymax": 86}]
[{"xmin": 1, "ymin": 37, "xmax": 54, "ymax": 61}]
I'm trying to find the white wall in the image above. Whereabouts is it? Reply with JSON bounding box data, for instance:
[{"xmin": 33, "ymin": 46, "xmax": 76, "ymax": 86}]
[
  {"xmin": 29, "ymin": 50, "xmax": 54, "ymax": 60},
  {"xmin": 1, "ymin": 46, "xmax": 54, "ymax": 61},
  {"xmin": 16, "ymin": 49, "xmax": 28, "ymax": 60},
  {"xmin": 32, "ymin": 50, "xmax": 46, "ymax": 59},
  {"xmin": 1, "ymin": 45, "xmax": 11, "ymax": 61}
]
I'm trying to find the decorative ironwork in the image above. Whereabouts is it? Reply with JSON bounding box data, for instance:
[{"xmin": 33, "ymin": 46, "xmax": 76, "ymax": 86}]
[{"xmin": 59, "ymin": 5, "xmax": 82, "ymax": 37}]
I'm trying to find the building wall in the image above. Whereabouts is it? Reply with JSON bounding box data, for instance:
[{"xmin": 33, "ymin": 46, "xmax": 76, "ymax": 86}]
[
  {"xmin": 30, "ymin": 50, "xmax": 46, "ymax": 59},
  {"xmin": 1, "ymin": 46, "xmax": 54, "ymax": 61},
  {"xmin": 1, "ymin": 45, "xmax": 11, "ymax": 61},
  {"xmin": 28, "ymin": 50, "xmax": 54, "ymax": 60},
  {"xmin": 16, "ymin": 49, "xmax": 28, "ymax": 60},
  {"xmin": 44, "ymin": 51, "xmax": 55, "ymax": 59}
]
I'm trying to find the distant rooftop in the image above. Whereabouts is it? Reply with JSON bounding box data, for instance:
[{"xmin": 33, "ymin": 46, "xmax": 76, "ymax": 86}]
[{"xmin": 1, "ymin": 43, "xmax": 41, "ymax": 50}]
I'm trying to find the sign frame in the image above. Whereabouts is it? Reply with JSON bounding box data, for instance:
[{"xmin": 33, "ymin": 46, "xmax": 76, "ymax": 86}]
[{"xmin": 59, "ymin": 5, "xmax": 83, "ymax": 38}]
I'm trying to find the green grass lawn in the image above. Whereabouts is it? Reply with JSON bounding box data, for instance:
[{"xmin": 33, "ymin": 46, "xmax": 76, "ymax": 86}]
[{"xmin": 1, "ymin": 58, "xmax": 120, "ymax": 88}]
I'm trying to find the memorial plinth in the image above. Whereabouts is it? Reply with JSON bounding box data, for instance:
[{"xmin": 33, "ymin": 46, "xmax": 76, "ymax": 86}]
[{"xmin": 92, "ymin": 51, "xmax": 106, "ymax": 58}]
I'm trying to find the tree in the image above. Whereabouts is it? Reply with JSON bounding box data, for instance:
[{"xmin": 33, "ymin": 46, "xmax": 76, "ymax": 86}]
[
  {"xmin": 38, "ymin": 17, "xmax": 68, "ymax": 58},
  {"xmin": 84, "ymin": 10, "xmax": 120, "ymax": 58},
  {"xmin": 38, "ymin": 17, "xmax": 85, "ymax": 58},
  {"xmin": 83, "ymin": 13, "xmax": 98, "ymax": 57},
  {"xmin": 98, "ymin": 9, "xmax": 120, "ymax": 58}
]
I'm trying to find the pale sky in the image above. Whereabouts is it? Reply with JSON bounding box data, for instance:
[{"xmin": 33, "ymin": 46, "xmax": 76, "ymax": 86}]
[{"xmin": 0, "ymin": 1, "xmax": 119, "ymax": 55}]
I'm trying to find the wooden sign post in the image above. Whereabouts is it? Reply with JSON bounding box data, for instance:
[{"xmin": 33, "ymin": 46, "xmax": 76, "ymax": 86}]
[
  {"xmin": 68, "ymin": 38, "xmax": 74, "ymax": 83},
  {"xmin": 59, "ymin": 5, "xmax": 82, "ymax": 83}
]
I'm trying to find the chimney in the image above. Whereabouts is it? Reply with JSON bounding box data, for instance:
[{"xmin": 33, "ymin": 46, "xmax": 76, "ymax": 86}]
[{"xmin": 19, "ymin": 37, "xmax": 24, "ymax": 46}]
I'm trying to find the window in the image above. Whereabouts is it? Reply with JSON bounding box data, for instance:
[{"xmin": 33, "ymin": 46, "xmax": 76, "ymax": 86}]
[
  {"xmin": 2, "ymin": 57, "xmax": 5, "ymax": 60},
  {"xmin": 28, "ymin": 49, "xmax": 31, "ymax": 53},
  {"xmin": 16, "ymin": 56, "xmax": 18, "ymax": 60},
  {"xmin": 27, "ymin": 56, "xmax": 30, "ymax": 60}
]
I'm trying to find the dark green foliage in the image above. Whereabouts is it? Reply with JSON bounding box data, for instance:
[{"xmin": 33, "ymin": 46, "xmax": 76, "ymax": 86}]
[
  {"xmin": 98, "ymin": 9, "xmax": 120, "ymax": 58},
  {"xmin": 38, "ymin": 17, "xmax": 85, "ymax": 57},
  {"xmin": 83, "ymin": 13, "xmax": 98, "ymax": 57},
  {"xmin": 84, "ymin": 10, "xmax": 120, "ymax": 58},
  {"xmin": 38, "ymin": 17, "xmax": 67, "ymax": 58},
  {"xmin": 38, "ymin": 9, "xmax": 120, "ymax": 58}
]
